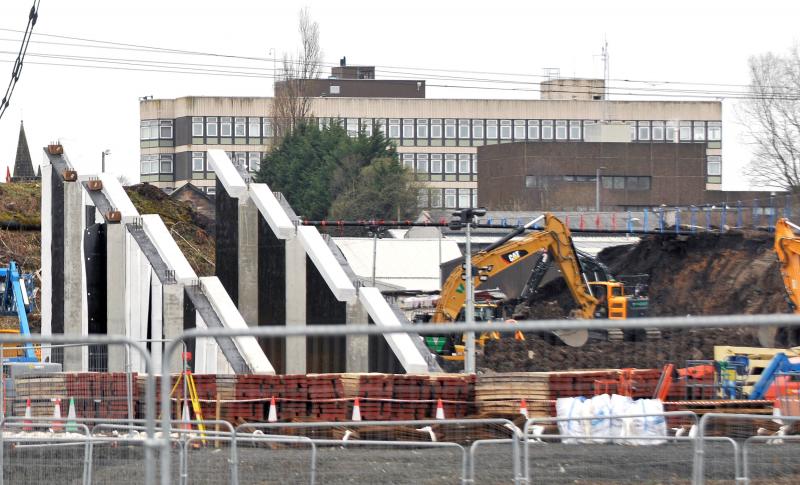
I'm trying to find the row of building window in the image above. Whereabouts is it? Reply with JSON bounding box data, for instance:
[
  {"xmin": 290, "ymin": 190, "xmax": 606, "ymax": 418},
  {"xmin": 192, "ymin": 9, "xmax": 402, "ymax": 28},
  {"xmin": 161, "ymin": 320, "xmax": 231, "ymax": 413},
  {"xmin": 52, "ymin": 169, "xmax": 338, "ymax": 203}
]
[
  {"xmin": 525, "ymin": 175, "xmax": 652, "ymax": 191},
  {"xmin": 141, "ymin": 154, "xmax": 174, "ymax": 174},
  {"xmin": 417, "ymin": 188, "xmax": 478, "ymax": 209},
  {"xmin": 401, "ymin": 153, "xmax": 477, "ymax": 175},
  {"xmin": 142, "ymin": 117, "xmax": 722, "ymax": 144},
  {"xmin": 193, "ymin": 151, "xmax": 262, "ymax": 173}
]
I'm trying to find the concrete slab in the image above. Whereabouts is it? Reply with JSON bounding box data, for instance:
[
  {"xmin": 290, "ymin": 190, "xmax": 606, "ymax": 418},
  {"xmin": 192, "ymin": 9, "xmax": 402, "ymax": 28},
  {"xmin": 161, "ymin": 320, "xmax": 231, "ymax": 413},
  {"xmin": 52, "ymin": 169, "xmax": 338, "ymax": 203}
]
[
  {"xmin": 207, "ymin": 150, "xmax": 246, "ymax": 199},
  {"xmin": 297, "ymin": 226, "xmax": 357, "ymax": 303},
  {"xmin": 248, "ymin": 183, "xmax": 296, "ymax": 239},
  {"xmin": 141, "ymin": 215, "xmax": 196, "ymax": 283}
]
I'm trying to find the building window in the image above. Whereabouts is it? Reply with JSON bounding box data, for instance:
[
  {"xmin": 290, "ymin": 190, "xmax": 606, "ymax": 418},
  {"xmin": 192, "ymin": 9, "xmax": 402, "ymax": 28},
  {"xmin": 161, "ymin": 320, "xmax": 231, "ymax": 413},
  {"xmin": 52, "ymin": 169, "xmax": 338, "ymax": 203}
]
[
  {"xmin": 388, "ymin": 119, "xmax": 401, "ymax": 139},
  {"xmin": 707, "ymin": 121, "xmax": 721, "ymax": 141},
  {"xmin": 262, "ymin": 119, "xmax": 273, "ymax": 137},
  {"xmin": 192, "ymin": 152, "xmax": 204, "ymax": 172},
  {"xmin": 141, "ymin": 154, "xmax": 158, "ymax": 174},
  {"xmin": 402, "ymin": 154, "xmax": 414, "ymax": 171},
  {"xmin": 206, "ymin": 117, "xmax": 218, "ymax": 137},
  {"xmin": 445, "ymin": 119, "xmax": 456, "ymax": 138},
  {"xmin": 628, "ymin": 121, "xmax": 637, "ymax": 141},
  {"xmin": 234, "ymin": 117, "xmax": 246, "ymax": 137},
  {"xmin": 626, "ymin": 176, "xmax": 651, "ymax": 190},
  {"xmin": 416, "ymin": 154, "xmax": 429, "ymax": 173},
  {"xmin": 444, "ymin": 189, "xmax": 457, "ymax": 208},
  {"xmin": 569, "ymin": 120, "xmax": 581, "ymax": 140},
  {"xmin": 693, "ymin": 121, "xmax": 706, "ymax": 141},
  {"xmin": 459, "ymin": 154, "xmax": 471, "ymax": 173},
  {"xmin": 416, "ymin": 119, "xmax": 428, "ymax": 139},
  {"xmin": 652, "ymin": 121, "xmax": 664, "ymax": 141},
  {"xmin": 541, "ymin": 120, "xmax": 553, "ymax": 140},
  {"xmin": 221, "ymin": 117, "xmax": 232, "ymax": 137},
  {"xmin": 679, "ymin": 121, "xmax": 692, "ymax": 141},
  {"xmin": 707, "ymin": 155, "xmax": 721, "ymax": 176},
  {"xmin": 445, "ymin": 154, "xmax": 457, "ymax": 173},
  {"xmin": 417, "ymin": 189, "xmax": 429, "ymax": 207},
  {"xmin": 234, "ymin": 152, "xmax": 246, "ymax": 169},
  {"xmin": 140, "ymin": 120, "xmax": 158, "ymax": 140},
  {"xmin": 430, "ymin": 119, "xmax": 442, "ymax": 139},
  {"xmin": 430, "ymin": 154, "xmax": 442, "ymax": 173},
  {"xmin": 192, "ymin": 117, "xmax": 204, "ymax": 137},
  {"xmin": 525, "ymin": 175, "xmax": 538, "ymax": 188},
  {"xmin": 206, "ymin": 186, "xmax": 216, "ymax": 196},
  {"xmin": 459, "ymin": 119, "xmax": 470, "ymax": 139},
  {"xmin": 249, "ymin": 152, "xmax": 261, "ymax": 172},
  {"xmin": 555, "ymin": 120, "xmax": 567, "ymax": 140},
  {"xmin": 472, "ymin": 190, "xmax": 478, "ymax": 208},
  {"xmin": 527, "ymin": 120, "xmax": 540, "ymax": 140},
  {"xmin": 514, "ymin": 120, "xmax": 526, "ymax": 140},
  {"xmin": 430, "ymin": 189, "xmax": 443, "ymax": 208},
  {"xmin": 500, "ymin": 120, "xmax": 512, "ymax": 140},
  {"xmin": 159, "ymin": 154, "xmax": 173, "ymax": 174},
  {"xmin": 458, "ymin": 189, "xmax": 471, "ymax": 208},
  {"xmin": 666, "ymin": 121, "xmax": 677, "ymax": 142},
  {"xmin": 158, "ymin": 120, "xmax": 173, "ymax": 139},
  {"xmin": 330, "ymin": 85, "xmax": 340, "ymax": 95},
  {"xmin": 472, "ymin": 156, "xmax": 478, "ymax": 174},
  {"xmin": 248, "ymin": 118, "xmax": 260, "ymax": 137},
  {"xmin": 472, "ymin": 119, "xmax": 484, "ymax": 139},
  {"xmin": 361, "ymin": 118, "xmax": 373, "ymax": 136},
  {"xmin": 402, "ymin": 119, "xmax": 414, "ymax": 139},
  {"xmin": 638, "ymin": 121, "xmax": 650, "ymax": 141},
  {"xmin": 486, "ymin": 120, "xmax": 498, "ymax": 140},
  {"xmin": 347, "ymin": 118, "xmax": 359, "ymax": 137}
]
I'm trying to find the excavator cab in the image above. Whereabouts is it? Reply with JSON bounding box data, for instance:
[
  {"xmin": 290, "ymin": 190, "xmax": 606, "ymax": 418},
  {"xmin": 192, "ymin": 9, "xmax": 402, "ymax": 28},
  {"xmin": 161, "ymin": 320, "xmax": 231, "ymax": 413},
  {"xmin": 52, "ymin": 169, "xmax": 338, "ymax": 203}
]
[{"xmin": 588, "ymin": 280, "xmax": 649, "ymax": 320}]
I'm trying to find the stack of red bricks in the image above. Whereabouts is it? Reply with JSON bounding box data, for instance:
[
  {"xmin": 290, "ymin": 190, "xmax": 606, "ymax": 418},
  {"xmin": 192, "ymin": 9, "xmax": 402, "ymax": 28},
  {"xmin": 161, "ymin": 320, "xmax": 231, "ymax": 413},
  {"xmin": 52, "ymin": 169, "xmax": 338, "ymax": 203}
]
[
  {"xmin": 548, "ymin": 370, "xmax": 618, "ymax": 399},
  {"xmin": 391, "ymin": 375, "xmax": 431, "ymax": 420},
  {"xmin": 429, "ymin": 375, "xmax": 474, "ymax": 418},
  {"xmin": 232, "ymin": 375, "xmax": 283, "ymax": 422},
  {"xmin": 280, "ymin": 375, "xmax": 309, "ymax": 420},
  {"xmin": 351, "ymin": 374, "xmax": 393, "ymax": 420},
  {"xmin": 67, "ymin": 372, "xmax": 136, "ymax": 419},
  {"xmin": 307, "ymin": 374, "xmax": 348, "ymax": 421}
]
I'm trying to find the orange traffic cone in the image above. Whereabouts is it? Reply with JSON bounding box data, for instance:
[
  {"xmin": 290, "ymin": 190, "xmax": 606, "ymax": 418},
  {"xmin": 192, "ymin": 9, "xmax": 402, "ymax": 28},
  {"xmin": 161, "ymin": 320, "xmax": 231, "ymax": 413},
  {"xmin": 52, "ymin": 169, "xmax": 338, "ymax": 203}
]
[
  {"xmin": 52, "ymin": 398, "xmax": 63, "ymax": 432},
  {"xmin": 181, "ymin": 400, "xmax": 192, "ymax": 431},
  {"xmin": 267, "ymin": 396, "xmax": 278, "ymax": 423},
  {"xmin": 435, "ymin": 398, "xmax": 445, "ymax": 420},
  {"xmin": 23, "ymin": 398, "xmax": 33, "ymax": 431},
  {"xmin": 352, "ymin": 397, "xmax": 362, "ymax": 421},
  {"xmin": 520, "ymin": 398, "xmax": 529, "ymax": 419},
  {"xmin": 66, "ymin": 397, "xmax": 77, "ymax": 433}
]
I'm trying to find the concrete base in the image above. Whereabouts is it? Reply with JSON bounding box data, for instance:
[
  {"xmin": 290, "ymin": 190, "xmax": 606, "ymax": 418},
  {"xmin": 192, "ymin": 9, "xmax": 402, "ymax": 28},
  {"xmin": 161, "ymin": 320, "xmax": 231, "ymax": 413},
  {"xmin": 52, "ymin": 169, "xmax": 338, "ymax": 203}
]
[
  {"xmin": 284, "ymin": 237, "xmax": 306, "ymax": 374},
  {"xmin": 345, "ymin": 299, "xmax": 369, "ymax": 373}
]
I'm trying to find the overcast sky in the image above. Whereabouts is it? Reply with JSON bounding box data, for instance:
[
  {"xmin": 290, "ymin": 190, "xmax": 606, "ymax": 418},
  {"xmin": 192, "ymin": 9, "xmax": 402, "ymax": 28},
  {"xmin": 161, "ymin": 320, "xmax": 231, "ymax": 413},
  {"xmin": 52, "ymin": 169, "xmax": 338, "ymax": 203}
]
[{"xmin": 1, "ymin": 0, "xmax": 799, "ymax": 190}]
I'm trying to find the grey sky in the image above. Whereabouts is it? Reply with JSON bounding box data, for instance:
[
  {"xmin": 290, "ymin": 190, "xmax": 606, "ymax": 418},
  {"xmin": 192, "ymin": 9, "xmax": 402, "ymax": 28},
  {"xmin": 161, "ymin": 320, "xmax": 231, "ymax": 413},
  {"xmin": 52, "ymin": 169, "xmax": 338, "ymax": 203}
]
[{"xmin": 1, "ymin": 0, "xmax": 798, "ymax": 189}]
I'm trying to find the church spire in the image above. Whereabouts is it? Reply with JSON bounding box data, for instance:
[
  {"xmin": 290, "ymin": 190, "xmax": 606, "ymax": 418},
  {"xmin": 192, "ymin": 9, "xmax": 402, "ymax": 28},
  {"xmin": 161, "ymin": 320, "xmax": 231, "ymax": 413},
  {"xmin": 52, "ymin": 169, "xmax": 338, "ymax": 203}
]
[{"xmin": 12, "ymin": 120, "xmax": 37, "ymax": 182}]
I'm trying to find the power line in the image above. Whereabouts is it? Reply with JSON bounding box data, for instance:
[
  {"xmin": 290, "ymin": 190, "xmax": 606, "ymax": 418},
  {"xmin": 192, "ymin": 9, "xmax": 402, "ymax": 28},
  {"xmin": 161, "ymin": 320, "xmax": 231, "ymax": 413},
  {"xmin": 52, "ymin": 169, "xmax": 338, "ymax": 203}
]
[{"xmin": 0, "ymin": 2, "xmax": 41, "ymax": 121}]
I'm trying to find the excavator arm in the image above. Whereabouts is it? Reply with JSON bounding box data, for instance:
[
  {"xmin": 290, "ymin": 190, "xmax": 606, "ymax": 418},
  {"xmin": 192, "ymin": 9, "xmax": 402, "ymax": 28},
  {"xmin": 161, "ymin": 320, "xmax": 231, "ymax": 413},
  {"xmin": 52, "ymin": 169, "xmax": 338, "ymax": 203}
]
[{"xmin": 432, "ymin": 213, "xmax": 598, "ymax": 323}]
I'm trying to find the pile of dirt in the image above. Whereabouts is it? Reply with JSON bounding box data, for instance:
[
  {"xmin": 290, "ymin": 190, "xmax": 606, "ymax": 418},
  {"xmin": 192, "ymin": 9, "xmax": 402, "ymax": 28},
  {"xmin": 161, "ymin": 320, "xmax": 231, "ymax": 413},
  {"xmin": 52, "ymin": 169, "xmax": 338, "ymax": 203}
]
[{"xmin": 480, "ymin": 230, "xmax": 787, "ymax": 372}]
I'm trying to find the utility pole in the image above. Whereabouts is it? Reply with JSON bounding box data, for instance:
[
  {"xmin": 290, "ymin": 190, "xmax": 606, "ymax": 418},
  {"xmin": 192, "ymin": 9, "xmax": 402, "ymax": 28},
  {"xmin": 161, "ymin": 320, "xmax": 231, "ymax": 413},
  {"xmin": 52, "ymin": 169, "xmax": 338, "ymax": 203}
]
[{"xmin": 595, "ymin": 166, "xmax": 607, "ymax": 212}]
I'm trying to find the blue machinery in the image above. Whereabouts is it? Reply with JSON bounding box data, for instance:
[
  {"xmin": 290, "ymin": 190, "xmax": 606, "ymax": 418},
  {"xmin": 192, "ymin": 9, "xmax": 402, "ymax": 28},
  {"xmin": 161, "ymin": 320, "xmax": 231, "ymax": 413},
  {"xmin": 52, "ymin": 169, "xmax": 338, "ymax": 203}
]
[
  {"xmin": 750, "ymin": 352, "xmax": 800, "ymax": 400},
  {"xmin": 0, "ymin": 261, "xmax": 38, "ymax": 362}
]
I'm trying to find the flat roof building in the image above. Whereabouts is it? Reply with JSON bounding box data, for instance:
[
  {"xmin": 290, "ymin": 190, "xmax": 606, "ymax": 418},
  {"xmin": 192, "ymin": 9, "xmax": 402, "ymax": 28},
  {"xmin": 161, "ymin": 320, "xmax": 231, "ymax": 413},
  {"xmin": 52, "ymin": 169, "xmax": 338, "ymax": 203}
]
[{"xmin": 139, "ymin": 65, "xmax": 724, "ymax": 211}]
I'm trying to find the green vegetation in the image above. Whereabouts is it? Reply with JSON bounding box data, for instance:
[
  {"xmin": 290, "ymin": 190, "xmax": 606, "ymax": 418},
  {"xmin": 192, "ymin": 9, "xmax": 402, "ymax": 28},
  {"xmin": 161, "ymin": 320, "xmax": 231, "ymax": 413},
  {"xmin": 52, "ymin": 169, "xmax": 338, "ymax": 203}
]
[
  {"xmin": 255, "ymin": 122, "xmax": 418, "ymax": 221},
  {"xmin": 0, "ymin": 182, "xmax": 41, "ymax": 225}
]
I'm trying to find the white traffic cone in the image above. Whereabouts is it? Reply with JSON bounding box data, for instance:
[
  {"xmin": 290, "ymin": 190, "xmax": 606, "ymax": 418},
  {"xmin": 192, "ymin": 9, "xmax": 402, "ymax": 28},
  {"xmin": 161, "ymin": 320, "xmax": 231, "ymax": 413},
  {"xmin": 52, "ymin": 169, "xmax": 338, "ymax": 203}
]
[
  {"xmin": 52, "ymin": 398, "xmax": 63, "ymax": 432},
  {"xmin": 66, "ymin": 397, "xmax": 77, "ymax": 433},
  {"xmin": 351, "ymin": 397, "xmax": 362, "ymax": 422},
  {"xmin": 23, "ymin": 398, "xmax": 33, "ymax": 431},
  {"xmin": 181, "ymin": 400, "xmax": 192, "ymax": 431},
  {"xmin": 267, "ymin": 396, "xmax": 278, "ymax": 423},
  {"xmin": 435, "ymin": 398, "xmax": 445, "ymax": 420},
  {"xmin": 520, "ymin": 398, "xmax": 529, "ymax": 419}
]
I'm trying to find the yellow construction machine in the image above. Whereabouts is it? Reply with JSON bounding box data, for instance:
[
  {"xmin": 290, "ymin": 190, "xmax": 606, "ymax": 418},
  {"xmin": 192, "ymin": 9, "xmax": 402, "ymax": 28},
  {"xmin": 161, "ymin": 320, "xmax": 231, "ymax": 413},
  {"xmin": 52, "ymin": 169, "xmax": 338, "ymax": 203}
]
[
  {"xmin": 424, "ymin": 213, "xmax": 649, "ymax": 360},
  {"xmin": 765, "ymin": 218, "xmax": 800, "ymax": 346}
]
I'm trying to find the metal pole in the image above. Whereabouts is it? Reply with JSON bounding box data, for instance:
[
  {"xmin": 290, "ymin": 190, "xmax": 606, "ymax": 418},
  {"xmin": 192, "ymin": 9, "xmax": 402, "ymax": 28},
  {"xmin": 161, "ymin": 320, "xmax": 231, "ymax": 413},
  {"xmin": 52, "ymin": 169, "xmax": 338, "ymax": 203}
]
[
  {"xmin": 372, "ymin": 231, "xmax": 378, "ymax": 287},
  {"xmin": 595, "ymin": 168, "xmax": 601, "ymax": 212},
  {"xmin": 464, "ymin": 222, "xmax": 475, "ymax": 374},
  {"xmin": 101, "ymin": 151, "xmax": 105, "ymax": 173}
]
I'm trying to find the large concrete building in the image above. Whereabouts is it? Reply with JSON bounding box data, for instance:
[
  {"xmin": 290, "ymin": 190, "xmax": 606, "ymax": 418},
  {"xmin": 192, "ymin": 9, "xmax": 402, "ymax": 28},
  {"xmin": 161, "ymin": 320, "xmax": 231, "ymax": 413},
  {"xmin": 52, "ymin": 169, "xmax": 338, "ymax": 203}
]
[{"xmin": 139, "ymin": 63, "xmax": 724, "ymax": 210}]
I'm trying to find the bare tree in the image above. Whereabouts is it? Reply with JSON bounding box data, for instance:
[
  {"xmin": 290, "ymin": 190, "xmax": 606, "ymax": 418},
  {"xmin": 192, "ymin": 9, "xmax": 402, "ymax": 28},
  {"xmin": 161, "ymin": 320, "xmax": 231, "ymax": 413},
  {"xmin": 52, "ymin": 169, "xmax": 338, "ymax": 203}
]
[
  {"xmin": 272, "ymin": 8, "xmax": 322, "ymax": 137},
  {"xmin": 741, "ymin": 47, "xmax": 800, "ymax": 192}
]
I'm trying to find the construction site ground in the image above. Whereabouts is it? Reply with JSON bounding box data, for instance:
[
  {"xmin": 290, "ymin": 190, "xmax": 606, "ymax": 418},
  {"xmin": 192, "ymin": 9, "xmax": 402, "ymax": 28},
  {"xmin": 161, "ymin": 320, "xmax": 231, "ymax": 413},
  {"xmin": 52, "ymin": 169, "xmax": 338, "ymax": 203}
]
[{"xmin": 480, "ymin": 230, "xmax": 787, "ymax": 373}]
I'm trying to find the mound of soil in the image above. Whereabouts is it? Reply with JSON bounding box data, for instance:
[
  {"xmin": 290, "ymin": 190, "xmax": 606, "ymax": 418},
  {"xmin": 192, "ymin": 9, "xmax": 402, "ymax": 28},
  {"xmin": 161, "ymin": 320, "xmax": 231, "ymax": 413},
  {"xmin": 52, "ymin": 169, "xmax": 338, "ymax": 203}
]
[{"xmin": 480, "ymin": 230, "xmax": 788, "ymax": 372}]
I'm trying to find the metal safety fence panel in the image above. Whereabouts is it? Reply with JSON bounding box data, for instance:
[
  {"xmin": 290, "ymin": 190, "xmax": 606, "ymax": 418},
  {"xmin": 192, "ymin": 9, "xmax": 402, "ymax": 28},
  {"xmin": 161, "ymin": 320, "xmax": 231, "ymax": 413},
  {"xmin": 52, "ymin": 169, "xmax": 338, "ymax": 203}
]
[
  {"xmin": 523, "ymin": 412, "xmax": 702, "ymax": 484},
  {"xmin": 0, "ymin": 335, "xmax": 157, "ymax": 485},
  {"xmin": 743, "ymin": 436, "xmax": 800, "ymax": 484}
]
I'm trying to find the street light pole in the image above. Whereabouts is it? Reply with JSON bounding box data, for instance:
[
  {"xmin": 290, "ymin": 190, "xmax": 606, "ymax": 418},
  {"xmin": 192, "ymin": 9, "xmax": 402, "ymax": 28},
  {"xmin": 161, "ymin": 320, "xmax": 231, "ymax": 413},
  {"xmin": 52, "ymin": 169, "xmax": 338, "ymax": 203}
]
[
  {"xmin": 595, "ymin": 166, "xmax": 607, "ymax": 212},
  {"xmin": 464, "ymin": 220, "xmax": 475, "ymax": 374},
  {"xmin": 102, "ymin": 149, "xmax": 111, "ymax": 173}
]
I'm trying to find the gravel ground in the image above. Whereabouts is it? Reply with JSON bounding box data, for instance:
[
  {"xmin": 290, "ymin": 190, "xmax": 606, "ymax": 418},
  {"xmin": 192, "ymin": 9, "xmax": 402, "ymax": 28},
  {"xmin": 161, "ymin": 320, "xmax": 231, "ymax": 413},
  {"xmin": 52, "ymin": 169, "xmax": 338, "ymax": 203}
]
[{"xmin": 2, "ymin": 439, "xmax": 799, "ymax": 484}]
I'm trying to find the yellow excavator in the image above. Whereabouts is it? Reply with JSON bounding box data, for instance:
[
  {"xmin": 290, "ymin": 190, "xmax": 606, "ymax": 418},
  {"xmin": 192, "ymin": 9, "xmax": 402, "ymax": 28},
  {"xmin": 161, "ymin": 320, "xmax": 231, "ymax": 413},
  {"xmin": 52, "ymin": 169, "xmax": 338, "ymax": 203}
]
[
  {"xmin": 424, "ymin": 213, "xmax": 649, "ymax": 360},
  {"xmin": 765, "ymin": 218, "xmax": 800, "ymax": 347}
]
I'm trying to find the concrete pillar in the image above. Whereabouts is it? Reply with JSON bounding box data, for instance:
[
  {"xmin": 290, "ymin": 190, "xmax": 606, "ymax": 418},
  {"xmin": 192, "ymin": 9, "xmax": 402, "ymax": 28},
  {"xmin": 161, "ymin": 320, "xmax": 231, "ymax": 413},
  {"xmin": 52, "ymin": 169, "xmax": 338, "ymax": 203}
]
[
  {"xmin": 345, "ymin": 296, "xmax": 369, "ymax": 373},
  {"xmin": 162, "ymin": 283, "xmax": 184, "ymax": 374},
  {"xmin": 238, "ymin": 198, "xmax": 259, "ymax": 326},
  {"xmin": 149, "ymin": 276, "xmax": 163, "ymax": 372},
  {"xmin": 106, "ymin": 223, "xmax": 127, "ymax": 372},
  {"xmin": 284, "ymin": 237, "xmax": 306, "ymax": 374},
  {"xmin": 63, "ymin": 180, "xmax": 86, "ymax": 371},
  {"xmin": 40, "ymin": 162, "xmax": 53, "ymax": 362}
]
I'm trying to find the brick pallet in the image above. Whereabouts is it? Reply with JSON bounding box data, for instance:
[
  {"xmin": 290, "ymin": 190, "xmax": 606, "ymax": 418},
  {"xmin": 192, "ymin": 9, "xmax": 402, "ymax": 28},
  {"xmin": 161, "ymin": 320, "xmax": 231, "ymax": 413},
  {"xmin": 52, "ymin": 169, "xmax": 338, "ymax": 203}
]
[
  {"xmin": 307, "ymin": 374, "xmax": 348, "ymax": 421},
  {"xmin": 12, "ymin": 374, "xmax": 68, "ymax": 417},
  {"xmin": 475, "ymin": 372, "xmax": 551, "ymax": 417}
]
